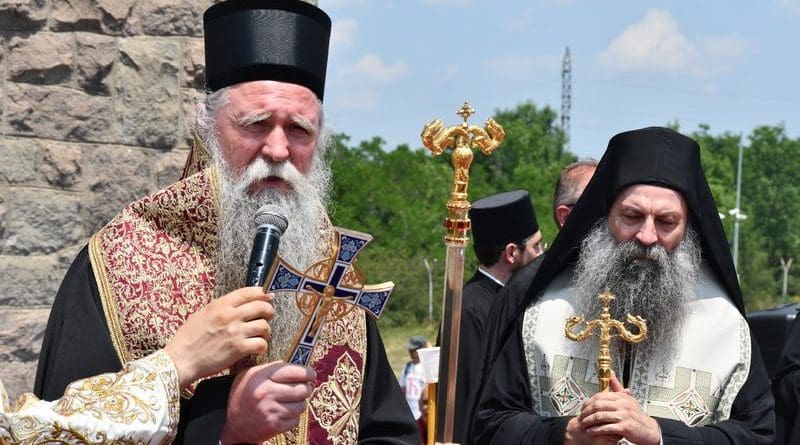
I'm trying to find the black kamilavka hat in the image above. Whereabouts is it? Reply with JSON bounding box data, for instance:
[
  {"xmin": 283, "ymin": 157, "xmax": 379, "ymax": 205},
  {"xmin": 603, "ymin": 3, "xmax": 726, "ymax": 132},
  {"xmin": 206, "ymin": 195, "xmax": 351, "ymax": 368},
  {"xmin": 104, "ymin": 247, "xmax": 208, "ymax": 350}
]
[
  {"xmin": 470, "ymin": 190, "xmax": 539, "ymax": 248},
  {"xmin": 203, "ymin": 0, "xmax": 332, "ymax": 100}
]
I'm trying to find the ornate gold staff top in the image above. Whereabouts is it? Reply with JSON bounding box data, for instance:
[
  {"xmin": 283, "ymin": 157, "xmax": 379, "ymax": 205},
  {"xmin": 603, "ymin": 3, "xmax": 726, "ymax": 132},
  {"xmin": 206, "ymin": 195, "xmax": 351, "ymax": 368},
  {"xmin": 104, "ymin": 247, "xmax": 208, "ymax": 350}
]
[
  {"xmin": 565, "ymin": 290, "xmax": 648, "ymax": 392},
  {"xmin": 421, "ymin": 102, "xmax": 504, "ymax": 445}
]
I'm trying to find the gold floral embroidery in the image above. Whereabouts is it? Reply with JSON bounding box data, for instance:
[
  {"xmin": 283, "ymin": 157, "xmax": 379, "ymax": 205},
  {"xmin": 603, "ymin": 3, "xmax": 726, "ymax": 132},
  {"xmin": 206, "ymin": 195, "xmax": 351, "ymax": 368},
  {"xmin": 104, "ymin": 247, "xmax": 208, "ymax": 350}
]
[
  {"xmin": 310, "ymin": 353, "xmax": 361, "ymax": 445},
  {"xmin": 0, "ymin": 418, "xmax": 127, "ymax": 444},
  {"xmin": 0, "ymin": 352, "xmax": 177, "ymax": 445},
  {"xmin": 55, "ymin": 362, "xmax": 163, "ymax": 425},
  {"xmin": 89, "ymin": 168, "xmax": 220, "ymax": 383},
  {"xmin": 309, "ymin": 310, "xmax": 366, "ymax": 364}
]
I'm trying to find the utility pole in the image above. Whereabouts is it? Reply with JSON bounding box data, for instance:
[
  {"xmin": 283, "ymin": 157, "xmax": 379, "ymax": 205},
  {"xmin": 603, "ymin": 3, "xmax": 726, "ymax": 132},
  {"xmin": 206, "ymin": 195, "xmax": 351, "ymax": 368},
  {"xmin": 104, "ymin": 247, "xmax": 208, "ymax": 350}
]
[
  {"xmin": 731, "ymin": 143, "xmax": 745, "ymax": 273},
  {"xmin": 561, "ymin": 46, "xmax": 572, "ymax": 151},
  {"xmin": 423, "ymin": 257, "xmax": 437, "ymax": 326},
  {"xmin": 781, "ymin": 258, "xmax": 793, "ymax": 299}
]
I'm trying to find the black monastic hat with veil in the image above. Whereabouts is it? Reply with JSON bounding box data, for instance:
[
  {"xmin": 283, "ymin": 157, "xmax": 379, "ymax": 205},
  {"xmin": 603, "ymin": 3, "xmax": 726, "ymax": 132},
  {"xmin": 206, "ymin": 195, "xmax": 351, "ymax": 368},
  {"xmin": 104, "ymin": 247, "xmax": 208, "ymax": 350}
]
[{"xmin": 526, "ymin": 126, "xmax": 745, "ymax": 315}]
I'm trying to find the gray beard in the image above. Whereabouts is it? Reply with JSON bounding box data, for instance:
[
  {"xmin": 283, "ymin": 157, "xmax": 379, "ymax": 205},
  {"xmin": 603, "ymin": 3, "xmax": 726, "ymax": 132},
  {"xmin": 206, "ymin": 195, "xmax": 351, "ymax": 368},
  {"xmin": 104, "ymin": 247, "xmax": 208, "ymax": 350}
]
[
  {"xmin": 572, "ymin": 220, "xmax": 701, "ymax": 357},
  {"xmin": 210, "ymin": 136, "xmax": 332, "ymax": 363}
]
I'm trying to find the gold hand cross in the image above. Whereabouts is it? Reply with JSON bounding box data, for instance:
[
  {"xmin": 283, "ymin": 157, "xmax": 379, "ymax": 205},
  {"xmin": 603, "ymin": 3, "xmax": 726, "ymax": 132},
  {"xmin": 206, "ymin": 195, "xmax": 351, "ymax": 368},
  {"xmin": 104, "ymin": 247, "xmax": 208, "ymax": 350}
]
[{"xmin": 565, "ymin": 289, "xmax": 648, "ymax": 392}]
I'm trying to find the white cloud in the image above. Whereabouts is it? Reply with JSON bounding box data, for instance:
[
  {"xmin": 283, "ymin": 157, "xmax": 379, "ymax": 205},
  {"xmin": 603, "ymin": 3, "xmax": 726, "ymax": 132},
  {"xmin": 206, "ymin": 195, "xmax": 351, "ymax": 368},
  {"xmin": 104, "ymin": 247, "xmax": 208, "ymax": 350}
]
[
  {"xmin": 597, "ymin": 9, "xmax": 696, "ymax": 72},
  {"xmin": 331, "ymin": 19, "xmax": 358, "ymax": 51},
  {"xmin": 482, "ymin": 54, "xmax": 560, "ymax": 79},
  {"xmin": 597, "ymin": 8, "xmax": 754, "ymax": 77},
  {"xmin": 777, "ymin": 0, "xmax": 800, "ymax": 15},
  {"xmin": 698, "ymin": 35, "xmax": 755, "ymax": 76},
  {"xmin": 339, "ymin": 54, "xmax": 409, "ymax": 85},
  {"xmin": 339, "ymin": 90, "xmax": 379, "ymax": 110},
  {"xmin": 441, "ymin": 64, "xmax": 460, "ymax": 81},
  {"xmin": 335, "ymin": 54, "xmax": 409, "ymax": 110}
]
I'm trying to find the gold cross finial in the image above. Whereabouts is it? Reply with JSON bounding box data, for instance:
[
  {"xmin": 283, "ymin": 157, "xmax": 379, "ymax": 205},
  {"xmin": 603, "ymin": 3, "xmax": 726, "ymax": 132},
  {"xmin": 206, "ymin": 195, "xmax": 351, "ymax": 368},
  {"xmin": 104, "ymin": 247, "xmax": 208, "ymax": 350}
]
[
  {"xmin": 598, "ymin": 289, "xmax": 615, "ymax": 308},
  {"xmin": 421, "ymin": 102, "xmax": 505, "ymax": 245},
  {"xmin": 456, "ymin": 101, "xmax": 475, "ymax": 123}
]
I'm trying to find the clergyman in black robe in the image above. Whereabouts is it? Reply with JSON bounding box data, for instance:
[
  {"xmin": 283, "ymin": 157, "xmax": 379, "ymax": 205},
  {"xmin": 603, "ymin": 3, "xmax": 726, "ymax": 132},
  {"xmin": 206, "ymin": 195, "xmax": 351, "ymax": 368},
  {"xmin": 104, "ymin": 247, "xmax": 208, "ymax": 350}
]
[
  {"xmin": 450, "ymin": 190, "xmax": 543, "ymax": 443},
  {"xmin": 773, "ymin": 313, "xmax": 800, "ymax": 444},
  {"xmin": 34, "ymin": 1, "xmax": 417, "ymax": 444},
  {"xmin": 472, "ymin": 127, "xmax": 775, "ymax": 444}
]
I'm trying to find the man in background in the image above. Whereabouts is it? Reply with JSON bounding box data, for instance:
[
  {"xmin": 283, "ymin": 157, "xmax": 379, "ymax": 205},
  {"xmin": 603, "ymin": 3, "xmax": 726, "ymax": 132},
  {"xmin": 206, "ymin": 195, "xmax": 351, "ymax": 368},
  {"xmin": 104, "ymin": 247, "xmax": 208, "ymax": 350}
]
[
  {"xmin": 453, "ymin": 189, "xmax": 543, "ymax": 443},
  {"xmin": 553, "ymin": 158, "xmax": 598, "ymax": 229},
  {"xmin": 400, "ymin": 336, "xmax": 429, "ymax": 422}
]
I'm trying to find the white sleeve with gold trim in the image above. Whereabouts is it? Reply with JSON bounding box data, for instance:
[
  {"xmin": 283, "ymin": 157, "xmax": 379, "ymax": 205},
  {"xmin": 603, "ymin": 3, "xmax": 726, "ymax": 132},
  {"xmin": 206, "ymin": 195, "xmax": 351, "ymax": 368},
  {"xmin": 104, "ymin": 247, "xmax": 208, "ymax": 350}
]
[{"xmin": 0, "ymin": 350, "xmax": 180, "ymax": 445}]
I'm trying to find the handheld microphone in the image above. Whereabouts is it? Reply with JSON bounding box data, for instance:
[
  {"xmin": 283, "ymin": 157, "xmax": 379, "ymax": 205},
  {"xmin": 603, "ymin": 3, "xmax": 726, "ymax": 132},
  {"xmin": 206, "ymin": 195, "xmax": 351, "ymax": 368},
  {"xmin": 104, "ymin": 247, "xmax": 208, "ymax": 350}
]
[{"xmin": 245, "ymin": 205, "xmax": 289, "ymax": 287}]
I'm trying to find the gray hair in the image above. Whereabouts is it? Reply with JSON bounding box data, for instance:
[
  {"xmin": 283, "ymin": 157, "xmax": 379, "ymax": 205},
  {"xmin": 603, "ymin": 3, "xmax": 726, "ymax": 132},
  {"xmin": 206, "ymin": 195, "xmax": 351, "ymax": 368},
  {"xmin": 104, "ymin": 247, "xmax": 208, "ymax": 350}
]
[
  {"xmin": 553, "ymin": 158, "xmax": 598, "ymax": 224},
  {"xmin": 194, "ymin": 86, "xmax": 333, "ymax": 164}
]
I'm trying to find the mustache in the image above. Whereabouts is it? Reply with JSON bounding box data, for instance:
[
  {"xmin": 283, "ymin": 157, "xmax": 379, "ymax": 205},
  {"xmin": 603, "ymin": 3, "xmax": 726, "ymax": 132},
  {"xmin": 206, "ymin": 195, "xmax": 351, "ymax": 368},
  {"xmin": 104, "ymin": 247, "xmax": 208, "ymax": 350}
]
[
  {"xmin": 618, "ymin": 240, "xmax": 669, "ymax": 264},
  {"xmin": 231, "ymin": 158, "xmax": 305, "ymax": 195}
]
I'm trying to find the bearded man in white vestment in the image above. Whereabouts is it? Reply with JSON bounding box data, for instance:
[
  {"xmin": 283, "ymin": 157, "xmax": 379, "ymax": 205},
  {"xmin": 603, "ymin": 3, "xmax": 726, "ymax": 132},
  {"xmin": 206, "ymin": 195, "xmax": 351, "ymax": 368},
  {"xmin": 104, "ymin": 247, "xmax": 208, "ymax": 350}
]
[{"xmin": 472, "ymin": 127, "xmax": 774, "ymax": 445}]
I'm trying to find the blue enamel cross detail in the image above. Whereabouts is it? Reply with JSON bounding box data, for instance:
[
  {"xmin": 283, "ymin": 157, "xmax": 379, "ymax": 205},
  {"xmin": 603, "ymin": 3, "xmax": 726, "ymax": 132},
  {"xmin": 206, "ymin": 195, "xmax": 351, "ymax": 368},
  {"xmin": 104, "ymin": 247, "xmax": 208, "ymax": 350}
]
[{"xmin": 265, "ymin": 228, "xmax": 394, "ymax": 366}]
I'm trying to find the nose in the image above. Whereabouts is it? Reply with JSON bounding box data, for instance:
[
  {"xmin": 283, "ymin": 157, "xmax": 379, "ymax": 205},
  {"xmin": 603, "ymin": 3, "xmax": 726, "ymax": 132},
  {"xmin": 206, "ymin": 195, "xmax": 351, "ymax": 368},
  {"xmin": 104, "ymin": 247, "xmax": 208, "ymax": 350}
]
[
  {"xmin": 635, "ymin": 218, "xmax": 658, "ymax": 247},
  {"xmin": 261, "ymin": 127, "xmax": 290, "ymax": 164}
]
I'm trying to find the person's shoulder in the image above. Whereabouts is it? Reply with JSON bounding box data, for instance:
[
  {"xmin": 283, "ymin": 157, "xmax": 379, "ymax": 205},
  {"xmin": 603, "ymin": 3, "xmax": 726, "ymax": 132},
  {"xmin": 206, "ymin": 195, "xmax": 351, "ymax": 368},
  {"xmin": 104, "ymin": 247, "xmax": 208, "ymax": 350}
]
[{"xmin": 505, "ymin": 254, "xmax": 544, "ymax": 295}]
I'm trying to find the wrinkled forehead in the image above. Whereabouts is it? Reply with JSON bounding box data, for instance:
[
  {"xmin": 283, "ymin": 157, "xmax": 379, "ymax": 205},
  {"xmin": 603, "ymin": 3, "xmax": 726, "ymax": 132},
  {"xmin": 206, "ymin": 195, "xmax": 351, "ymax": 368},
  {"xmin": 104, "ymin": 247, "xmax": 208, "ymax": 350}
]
[
  {"xmin": 225, "ymin": 80, "xmax": 321, "ymax": 119},
  {"xmin": 611, "ymin": 183, "xmax": 688, "ymax": 215}
]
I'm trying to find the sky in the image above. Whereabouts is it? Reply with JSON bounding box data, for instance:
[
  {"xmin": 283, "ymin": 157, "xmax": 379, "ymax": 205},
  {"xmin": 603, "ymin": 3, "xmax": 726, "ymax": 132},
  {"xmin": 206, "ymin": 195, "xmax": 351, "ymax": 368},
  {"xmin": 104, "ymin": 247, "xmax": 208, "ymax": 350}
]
[{"xmin": 320, "ymin": 0, "xmax": 800, "ymax": 159}]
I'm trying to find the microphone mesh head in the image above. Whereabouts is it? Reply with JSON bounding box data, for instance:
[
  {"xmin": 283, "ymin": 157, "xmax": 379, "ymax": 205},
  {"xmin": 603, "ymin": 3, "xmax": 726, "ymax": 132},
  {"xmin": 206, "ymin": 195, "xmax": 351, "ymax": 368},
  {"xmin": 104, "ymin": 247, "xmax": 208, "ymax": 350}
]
[{"xmin": 254, "ymin": 205, "xmax": 289, "ymax": 235}]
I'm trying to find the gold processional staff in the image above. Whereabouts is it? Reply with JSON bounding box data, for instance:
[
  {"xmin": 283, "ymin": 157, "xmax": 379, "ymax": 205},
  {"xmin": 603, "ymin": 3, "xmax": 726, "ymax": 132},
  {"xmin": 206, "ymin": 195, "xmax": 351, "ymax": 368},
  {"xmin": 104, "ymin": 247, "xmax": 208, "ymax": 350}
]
[{"xmin": 420, "ymin": 102, "xmax": 505, "ymax": 445}]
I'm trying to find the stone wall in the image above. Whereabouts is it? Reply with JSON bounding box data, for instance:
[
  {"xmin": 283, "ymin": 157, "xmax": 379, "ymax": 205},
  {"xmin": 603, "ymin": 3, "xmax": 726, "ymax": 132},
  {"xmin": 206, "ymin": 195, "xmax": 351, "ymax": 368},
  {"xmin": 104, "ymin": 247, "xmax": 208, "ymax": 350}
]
[{"xmin": 0, "ymin": 0, "xmax": 219, "ymax": 401}]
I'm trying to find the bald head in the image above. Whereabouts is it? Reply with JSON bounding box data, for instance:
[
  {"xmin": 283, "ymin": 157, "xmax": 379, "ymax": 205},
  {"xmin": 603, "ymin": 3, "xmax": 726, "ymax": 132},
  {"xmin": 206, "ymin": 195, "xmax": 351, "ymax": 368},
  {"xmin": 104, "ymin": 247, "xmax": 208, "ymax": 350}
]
[{"xmin": 553, "ymin": 158, "xmax": 597, "ymax": 228}]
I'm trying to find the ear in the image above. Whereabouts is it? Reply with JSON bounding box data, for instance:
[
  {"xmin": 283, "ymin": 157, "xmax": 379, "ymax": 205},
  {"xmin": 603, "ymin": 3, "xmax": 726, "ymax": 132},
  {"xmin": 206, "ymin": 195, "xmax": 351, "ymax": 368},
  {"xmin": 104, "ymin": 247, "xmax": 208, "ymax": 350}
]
[
  {"xmin": 501, "ymin": 242, "xmax": 518, "ymax": 265},
  {"xmin": 556, "ymin": 205, "xmax": 572, "ymax": 229}
]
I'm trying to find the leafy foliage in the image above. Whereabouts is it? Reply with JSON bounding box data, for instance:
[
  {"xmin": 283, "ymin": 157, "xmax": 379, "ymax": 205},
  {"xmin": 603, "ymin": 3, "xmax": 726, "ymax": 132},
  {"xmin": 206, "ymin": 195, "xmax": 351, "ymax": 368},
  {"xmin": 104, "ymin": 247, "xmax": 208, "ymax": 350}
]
[{"xmin": 326, "ymin": 103, "xmax": 800, "ymax": 325}]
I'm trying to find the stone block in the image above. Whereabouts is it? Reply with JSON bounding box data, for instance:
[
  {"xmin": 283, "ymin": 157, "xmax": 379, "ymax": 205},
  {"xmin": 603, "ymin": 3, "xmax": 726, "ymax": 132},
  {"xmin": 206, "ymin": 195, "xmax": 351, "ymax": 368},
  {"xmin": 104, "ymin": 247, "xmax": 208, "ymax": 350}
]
[
  {"xmin": 156, "ymin": 149, "xmax": 189, "ymax": 188},
  {"xmin": 51, "ymin": 0, "xmax": 138, "ymax": 35},
  {"xmin": 75, "ymin": 32, "xmax": 116, "ymax": 95},
  {"xmin": 0, "ymin": 0, "xmax": 47, "ymax": 31},
  {"xmin": 0, "ymin": 195, "xmax": 6, "ymax": 239},
  {"xmin": 0, "ymin": 137, "xmax": 39, "ymax": 185},
  {"xmin": 182, "ymin": 37, "xmax": 205, "ymax": 88},
  {"xmin": 86, "ymin": 145, "xmax": 155, "ymax": 232},
  {"xmin": 8, "ymin": 33, "xmax": 73, "ymax": 85},
  {"xmin": 0, "ymin": 35, "xmax": 5, "ymax": 88},
  {"xmin": 0, "ymin": 307, "xmax": 49, "ymax": 401},
  {"xmin": 40, "ymin": 140, "xmax": 83, "ymax": 188},
  {"xmin": 0, "ymin": 254, "xmax": 63, "ymax": 307},
  {"xmin": 97, "ymin": 0, "xmax": 139, "ymax": 34},
  {"xmin": 140, "ymin": 0, "xmax": 205, "ymax": 36},
  {"xmin": 181, "ymin": 87, "xmax": 203, "ymax": 148},
  {"xmin": 115, "ymin": 38, "xmax": 181, "ymax": 150},
  {"xmin": 2, "ymin": 188, "xmax": 86, "ymax": 255},
  {"xmin": 4, "ymin": 83, "xmax": 113, "ymax": 143}
]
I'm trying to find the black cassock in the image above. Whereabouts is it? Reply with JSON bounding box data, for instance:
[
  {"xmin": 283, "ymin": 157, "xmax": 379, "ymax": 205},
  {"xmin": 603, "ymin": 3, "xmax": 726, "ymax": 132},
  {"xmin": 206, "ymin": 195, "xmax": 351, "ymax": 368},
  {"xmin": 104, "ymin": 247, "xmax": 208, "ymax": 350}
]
[
  {"xmin": 34, "ymin": 246, "xmax": 418, "ymax": 445},
  {"xmin": 773, "ymin": 315, "xmax": 800, "ymax": 445},
  {"xmin": 450, "ymin": 269, "xmax": 503, "ymax": 443}
]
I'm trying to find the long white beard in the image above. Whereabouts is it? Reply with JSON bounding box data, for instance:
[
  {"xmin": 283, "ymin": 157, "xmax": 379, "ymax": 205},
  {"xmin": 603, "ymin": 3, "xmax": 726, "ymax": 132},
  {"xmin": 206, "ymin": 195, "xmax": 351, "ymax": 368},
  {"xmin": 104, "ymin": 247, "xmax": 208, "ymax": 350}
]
[
  {"xmin": 572, "ymin": 221, "xmax": 701, "ymax": 356},
  {"xmin": 212, "ymin": 142, "xmax": 332, "ymax": 362}
]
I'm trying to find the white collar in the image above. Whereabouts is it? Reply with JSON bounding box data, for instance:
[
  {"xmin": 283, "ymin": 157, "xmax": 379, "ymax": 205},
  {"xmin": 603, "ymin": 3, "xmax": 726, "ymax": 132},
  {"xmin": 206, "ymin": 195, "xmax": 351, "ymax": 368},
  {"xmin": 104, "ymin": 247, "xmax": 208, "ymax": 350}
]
[{"xmin": 477, "ymin": 267, "xmax": 504, "ymax": 287}]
